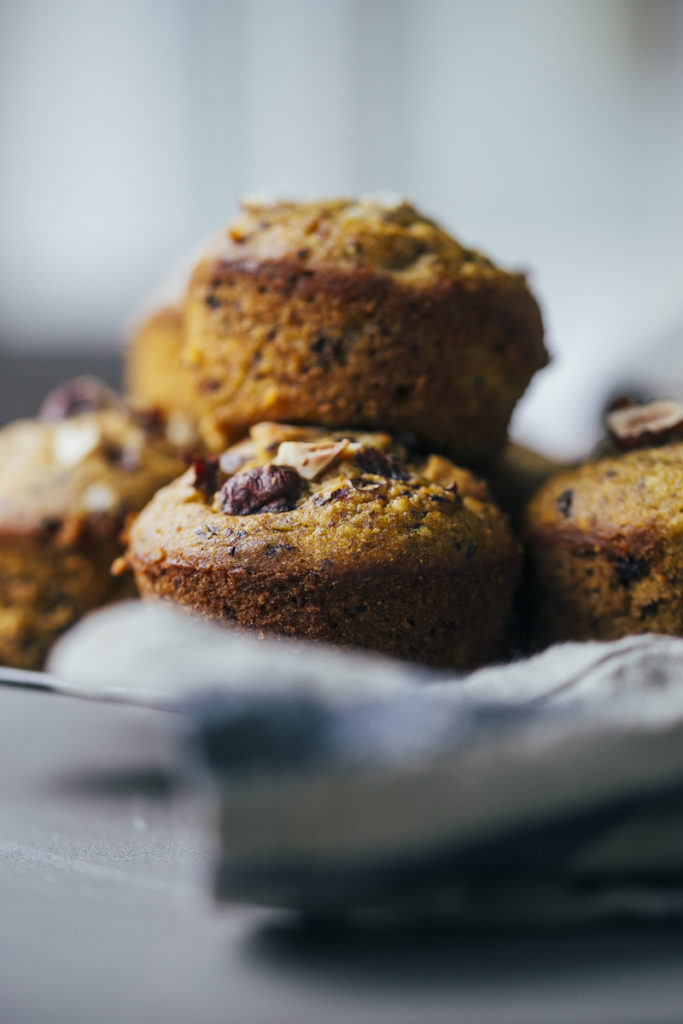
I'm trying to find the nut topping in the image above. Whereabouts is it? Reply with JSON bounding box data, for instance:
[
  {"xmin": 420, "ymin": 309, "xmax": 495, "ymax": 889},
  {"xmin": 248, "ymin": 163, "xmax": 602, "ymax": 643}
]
[
  {"xmin": 82, "ymin": 482, "xmax": 117, "ymax": 513},
  {"xmin": 275, "ymin": 439, "xmax": 348, "ymax": 480},
  {"xmin": 421, "ymin": 454, "xmax": 460, "ymax": 489},
  {"xmin": 606, "ymin": 399, "xmax": 683, "ymax": 450},
  {"xmin": 166, "ymin": 413, "xmax": 200, "ymax": 449},
  {"xmin": 52, "ymin": 420, "xmax": 101, "ymax": 467},
  {"xmin": 219, "ymin": 464, "xmax": 302, "ymax": 515},
  {"xmin": 39, "ymin": 376, "xmax": 121, "ymax": 421}
]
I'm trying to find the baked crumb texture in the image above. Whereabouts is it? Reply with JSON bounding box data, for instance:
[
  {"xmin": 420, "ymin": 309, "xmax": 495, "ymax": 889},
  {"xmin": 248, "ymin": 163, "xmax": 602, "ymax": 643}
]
[
  {"xmin": 525, "ymin": 444, "xmax": 683, "ymax": 642},
  {"xmin": 123, "ymin": 422, "xmax": 521, "ymax": 669}
]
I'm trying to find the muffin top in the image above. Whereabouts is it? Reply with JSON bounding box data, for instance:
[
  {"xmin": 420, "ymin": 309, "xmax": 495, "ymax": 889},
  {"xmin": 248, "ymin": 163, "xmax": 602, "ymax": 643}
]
[
  {"xmin": 526, "ymin": 443, "xmax": 683, "ymax": 541},
  {"xmin": 0, "ymin": 378, "xmax": 187, "ymax": 542},
  {"xmin": 125, "ymin": 422, "xmax": 519, "ymax": 575},
  {"xmin": 199, "ymin": 196, "xmax": 516, "ymax": 288}
]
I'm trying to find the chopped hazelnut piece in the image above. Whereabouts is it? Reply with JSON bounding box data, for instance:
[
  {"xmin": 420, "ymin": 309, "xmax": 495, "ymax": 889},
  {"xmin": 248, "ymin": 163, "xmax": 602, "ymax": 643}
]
[
  {"xmin": 166, "ymin": 413, "xmax": 199, "ymax": 449},
  {"xmin": 606, "ymin": 399, "xmax": 683, "ymax": 450},
  {"xmin": 52, "ymin": 421, "xmax": 101, "ymax": 468},
  {"xmin": 421, "ymin": 454, "xmax": 488, "ymax": 501},
  {"xmin": 274, "ymin": 439, "xmax": 348, "ymax": 480},
  {"xmin": 421, "ymin": 454, "xmax": 461, "ymax": 489},
  {"xmin": 82, "ymin": 483, "xmax": 117, "ymax": 513}
]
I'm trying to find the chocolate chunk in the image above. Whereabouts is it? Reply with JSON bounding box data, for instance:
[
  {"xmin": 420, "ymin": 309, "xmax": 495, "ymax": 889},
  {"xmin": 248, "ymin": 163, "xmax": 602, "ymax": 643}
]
[
  {"xmin": 616, "ymin": 556, "xmax": 650, "ymax": 586},
  {"xmin": 131, "ymin": 407, "xmax": 166, "ymax": 439},
  {"xmin": 556, "ymin": 489, "xmax": 573, "ymax": 518},
  {"xmin": 311, "ymin": 487, "xmax": 351, "ymax": 507},
  {"xmin": 355, "ymin": 447, "xmax": 410, "ymax": 481},
  {"xmin": 265, "ymin": 544, "xmax": 296, "ymax": 557},
  {"xmin": 39, "ymin": 377, "xmax": 120, "ymax": 421},
  {"xmin": 639, "ymin": 599, "xmax": 661, "ymax": 620},
  {"xmin": 219, "ymin": 465, "xmax": 302, "ymax": 515},
  {"xmin": 311, "ymin": 333, "xmax": 344, "ymax": 365},
  {"xmin": 196, "ymin": 522, "xmax": 219, "ymax": 539},
  {"xmin": 190, "ymin": 455, "xmax": 220, "ymax": 496},
  {"xmin": 101, "ymin": 441, "xmax": 140, "ymax": 471}
]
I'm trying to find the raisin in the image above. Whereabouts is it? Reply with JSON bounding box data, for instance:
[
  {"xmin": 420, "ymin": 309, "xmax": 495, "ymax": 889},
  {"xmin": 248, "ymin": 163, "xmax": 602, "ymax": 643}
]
[
  {"xmin": 616, "ymin": 556, "xmax": 650, "ymax": 586},
  {"xmin": 189, "ymin": 455, "xmax": 220, "ymax": 496},
  {"xmin": 355, "ymin": 447, "xmax": 410, "ymax": 481},
  {"xmin": 219, "ymin": 465, "xmax": 302, "ymax": 515},
  {"xmin": 556, "ymin": 489, "xmax": 573, "ymax": 518}
]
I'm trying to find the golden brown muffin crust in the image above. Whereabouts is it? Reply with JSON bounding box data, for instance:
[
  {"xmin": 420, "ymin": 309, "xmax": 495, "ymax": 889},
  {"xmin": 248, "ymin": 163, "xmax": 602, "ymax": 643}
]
[
  {"xmin": 183, "ymin": 198, "xmax": 547, "ymax": 462},
  {"xmin": 524, "ymin": 444, "xmax": 683, "ymax": 642},
  {"xmin": 219, "ymin": 197, "xmax": 497, "ymax": 280},
  {"xmin": 0, "ymin": 400, "xmax": 188, "ymax": 667},
  {"xmin": 0, "ymin": 406, "xmax": 187, "ymax": 540}
]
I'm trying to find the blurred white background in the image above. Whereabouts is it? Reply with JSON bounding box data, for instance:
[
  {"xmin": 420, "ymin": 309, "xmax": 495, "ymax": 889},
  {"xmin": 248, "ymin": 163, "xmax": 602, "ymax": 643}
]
[{"xmin": 1, "ymin": 0, "xmax": 682, "ymax": 455}]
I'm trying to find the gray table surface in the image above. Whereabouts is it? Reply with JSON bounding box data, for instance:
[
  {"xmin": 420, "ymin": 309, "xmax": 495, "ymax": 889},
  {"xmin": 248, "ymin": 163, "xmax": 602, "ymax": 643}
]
[
  {"xmin": 3, "ymin": 353, "xmax": 683, "ymax": 1024},
  {"xmin": 5, "ymin": 685, "xmax": 683, "ymax": 1024}
]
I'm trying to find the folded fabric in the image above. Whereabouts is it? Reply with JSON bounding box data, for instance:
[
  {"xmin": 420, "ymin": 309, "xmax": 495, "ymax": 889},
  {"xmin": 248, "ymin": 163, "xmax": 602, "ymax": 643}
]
[{"xmin": 50, "ymin": 603, "xmax": 683, "ymax": 924}]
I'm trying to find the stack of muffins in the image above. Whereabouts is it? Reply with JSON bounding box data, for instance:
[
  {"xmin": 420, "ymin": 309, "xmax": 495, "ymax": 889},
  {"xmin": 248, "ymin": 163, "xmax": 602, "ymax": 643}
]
[{"xmin": 0, "ymin": 196, "xmax": 549, "ymax": 670}]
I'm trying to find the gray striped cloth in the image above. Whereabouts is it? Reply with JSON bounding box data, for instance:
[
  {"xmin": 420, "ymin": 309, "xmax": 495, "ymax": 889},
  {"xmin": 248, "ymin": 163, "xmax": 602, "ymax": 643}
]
[{"xmin": 51, "ymin": 602, "xmax": 683, "ymax": 925}]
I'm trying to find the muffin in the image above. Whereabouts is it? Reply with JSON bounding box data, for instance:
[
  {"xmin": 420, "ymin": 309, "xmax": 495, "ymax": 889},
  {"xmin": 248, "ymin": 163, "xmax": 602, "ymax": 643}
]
[
  {"xmin": 0, "ymin": 378, "xmax": 187, "ymax": 668},
  {"xmin": 183, "ymin": 197, "xmax": 547, "ymax": 463},
  {"xmin": 120, "ymin": 422, "xmax": 522, "ymax": 669},
  {"xmin": 125, "ymin": 301, "xmax": 202, "ymax": 450},
  {"xmin": 524, "ymin": 400, "xmax": 683, "ymax": 643}
]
